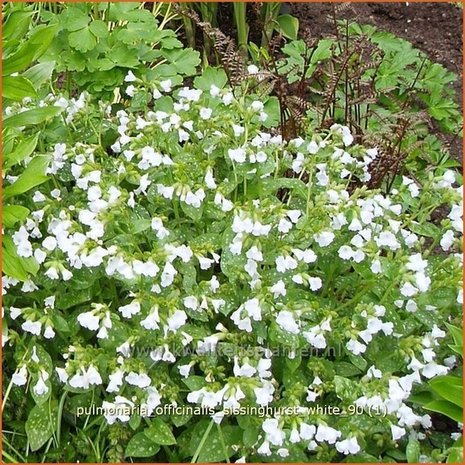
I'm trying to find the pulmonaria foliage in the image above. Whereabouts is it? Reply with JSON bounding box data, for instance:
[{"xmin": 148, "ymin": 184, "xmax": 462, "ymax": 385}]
[{"xmin": 3, "ymin": 67, "xmax": 463, "ymax": 462}]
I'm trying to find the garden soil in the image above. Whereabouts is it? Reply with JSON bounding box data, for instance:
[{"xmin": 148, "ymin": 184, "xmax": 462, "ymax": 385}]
[{"xmin": 291, "ymin": 1, "xmax": 463, "ymax": 162}]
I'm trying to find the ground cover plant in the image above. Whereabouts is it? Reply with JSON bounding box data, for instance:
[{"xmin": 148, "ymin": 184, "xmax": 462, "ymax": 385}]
[{"xmin": 2, "ymin": 2, "xmax": 463, "ymax": 464}]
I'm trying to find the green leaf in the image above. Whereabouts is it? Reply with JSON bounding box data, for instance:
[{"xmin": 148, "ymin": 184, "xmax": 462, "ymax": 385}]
[
  {"xmin": 3, "ymin": 24, "xmax": 57, "ymax": 76},
  {"xmin": 276, "ymin": 14, "xmax": 299, "ymax": 40},
  {"xmin": 2, "ymin": 75, "xmax": 37, "ymax": 101},
  {"xmin": 3, "ymin": 205, "xmax": 29, "ymax": 228},
  {"xmin": 406, "ymin": 438, "xmax": 420, "ymax": 463},
  {"xmin": 26, "ymin": 402, "xmax": 56, "ymax": 451},
  {"xmin": 3, "ymin": 105, "xmax": 63, "ymax": 128},
  {"xmin": 2, "ymin": 10, "xmax": 33, "ymax": 41},
  {"xmin": 144, "ymin": 418, "xmax": 177, "ymax": 445},
  {"xmin": 23, "ymin": 61, "xmax": 56, "ymax": 88},
  {"xmin": 429, "ymin": 376, "xmax": 463, "ymax": 407},
  {"xmin": 409, "ymin": 221, "xmax": 440, "ymax": 238},
  {"xmin": 182, "ymin": 375, "xmax": 207, "ymax": 391},
  {"xmin": 447, "ymin": 447, "xmax": 463, "ymax": 463},
  {"xmin": 424, "ymin": 400, "xmax": 463, "ymax": 422},
  {"xmin": 125, "ymin": 432, "xmax": 160, "ymax": 458},
  {"xmin": 61, "ymin": 7, "xmax": 90, "ymax": 31},
  {"xmin": 68, "ymin": 27, "xmax": 97, "ymax": 52},
  {"xmin": 333, "ymin": 362, "xmax": 362, "ymax": 377},
  {"xmin": 189, "ymin": 421, "xmax": 241, "ymax": 462},
  {"xmin": 194, "ymin": 67, "xmax": 228, "ymax": 91},
  {"xmin": 2, "ymin": 235, "xmax": 38, "ymax": 281},
  {"xmin": 446, "ymin": 323, "xmax": 463, "ymax": 348},
  {"xmin": 3, "ymin": 133, "xmax": 39, "ymax": 170},
  {"xmin": 162, "ymin": 48, "xmax": 200, "ymax": 76},
  {"xmin": 261, "ymin": 177, "xmax": 307, "ymax": 199},
  {"xmin": 89, "ymin": 20, "xmax": 108, "ymax": 38},
  {"xmin": 3, "ymin": 155, "xmax": 51, "ymax": 199}
]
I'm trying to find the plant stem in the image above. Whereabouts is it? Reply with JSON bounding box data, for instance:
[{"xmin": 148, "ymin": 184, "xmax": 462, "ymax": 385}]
[
  {"xmin": 191, "ymin": 419, "xmax": 214, "ymax": 463},
  {"xmin": 233, "ymin": 2, "xmax": 248, "ymax": 57}
]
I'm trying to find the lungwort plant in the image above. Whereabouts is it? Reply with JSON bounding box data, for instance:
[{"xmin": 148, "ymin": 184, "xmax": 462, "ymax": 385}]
[{"xmin": 2, "ymin": 56, "xmax": 463, "ymax": 463}]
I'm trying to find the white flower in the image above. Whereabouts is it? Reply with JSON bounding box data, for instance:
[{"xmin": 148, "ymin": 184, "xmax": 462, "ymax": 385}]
[
  {"xmin": 269, "ymin": 280, "xmax": 286, "ymax": 298},
  {"xmin": 300, "ymin": 423, "xmax": 316, "ymax": 440},
  {"xmin": 314, "ymin": 231, "xmax": 335, "ymax": 247},
  {"xmin": 22, "ymin": 320, "xmax": 42, "ymax": 336},
  {"xmin": 200, "ymin": 107, "xmax": 213, "ymax": 120},
  {"xmin": 44, "ymin": 325, "xmax": 55, "ymax": 339},
  {"xmin": 210, "ymin": 84, "xmax": 221, "ymax": 97},
  {"xmin": 251, "ymin": 101, "xmax": 264, "ymax": 112},
  {"xmin": 292, "ymin": 248, "xmax": 317, "ymax": 263},
  {"xmin": 124, "ymin": 71, "xmax": 137, "ymax": 82},
  {"xmin": 77, "ymin": 311, "xmax": 100, "ymax": 331},
  {"xmin": 275, "ymin": 255, "xmax": 298, "ymax": 273},
  {"xmin": 367, "ymin": 366, "xmax": 382, "ymax": 379},
  {"xmin": 204, "ymin": 168, "xmax": 217, "ymax": 189},
  {"xmin": 308, "ymin": 277, "xmax": 322, "ymax": 291},
  {"xmin": 315, "ymin": 424, "xmax": 342, "ymax": 444},
  {"xmin": 178, "ymin": 363, "xmax": 194, "ymax": 378},
  {"xmin": 406, "ymin": 253, "xmax": 427, "ymax": 272},
  {"xmin": 336, "ymin": 437, "xmax": 360, "ymax": 455},
  {"xmin": 125, "ymin": 371, "xmax": 151, "ymax": 388},
  {"xmin": 160, "ymin": 79, "xmax": 172, "ymax": 92},
  {"xmin": 276, "ymin": 310, "xmax": 299, "ymax": 334},
  {"xmin": 422, "ymin": 362, "xmax": 449, "ymax": 379},
  {"xmin": 440, "ymin": 230, "xmax": 454, "ymax": 251},
  {"xmin": 262, "ymin": 418, "xmax": 285, "ymax": 446},
  {"xmin": 375, "ymin": 231, "xmax": 400, "ymax": 250},
  {"xmin": 346, "ymin": 339, "xmax": 366, "ymax": 355},
  {"xmin": 400, "ymin": 282, "xmax": 418, "ymax": 297},
  {"xmin": 69, "ymin": 365, "xmax": 103, "ymax": 389},
  {"xmin": 257, "ymin": 440, "xmax": 272, "ymax": 456},
  {"xmin": 12, "ymin": 365, "xmax": 28, "ymax": 386},
  {"xmin": 33, "ymin": 370, "xmax": 49, "ymax": 396},
  {"xmin": 107, "ymin": 370, "xmax": 124, "ymax": 393},
  {"xmin": 247, "ymin": 64, "xmax": 259, "ymax": 74},
  {"xmin": 278, "ymin": 218, "xmax": 292, "ymax": 233},
  {"xmin": 55, "ymin": 367, "xmax": 69, "ymax": 383},
  {"xmin": 140, "ymin": 306, "xmax": 160, "ymax": 330},
  {"xmin": 118, "ymin": 301, "xmax": 141, "ymax": 318},
  {"xmin": 167, "ymin": 309, "xmax": 187, "ymax": 331},
  {"xmin": 42, "ymin": 236, "xmax": 57, "ymax": 251},
  {"xmin": 126, "ymin": 85, "xmax": 136, "ymax": 97},
  {"xmin": 228, "ymin": 147, "xmax": 247, "ymax": 164},
  {"xmin": 371, "ymin": 259, "xmax": 382, "ymax": 274},
  {"xmin": 390, "ymin": 425, "xmax": 406, "ymax": 440},
  {"xmin": 338, "ymin": 245, "xmax": 354, "ymax": 260}
]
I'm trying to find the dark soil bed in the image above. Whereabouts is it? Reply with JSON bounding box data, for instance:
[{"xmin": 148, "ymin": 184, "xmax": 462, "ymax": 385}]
[{"xmin": 291, "ymin": 1, "xmax": 463, "ymax": 162}]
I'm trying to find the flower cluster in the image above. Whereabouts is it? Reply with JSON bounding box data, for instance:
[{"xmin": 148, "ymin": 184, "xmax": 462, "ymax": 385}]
[{"xmin": 3, "ymin": 68, "xmax": 462, "ymax": 461}]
